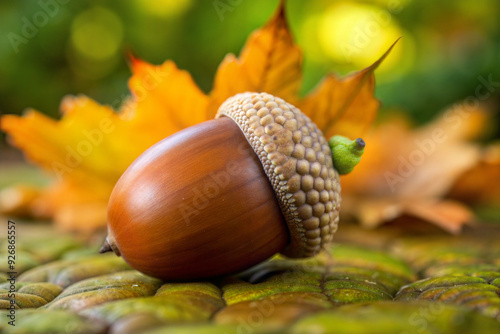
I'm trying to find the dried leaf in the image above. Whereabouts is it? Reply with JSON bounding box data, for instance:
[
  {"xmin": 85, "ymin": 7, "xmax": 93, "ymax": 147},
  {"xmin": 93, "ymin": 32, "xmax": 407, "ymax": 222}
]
[
  {"xmin": 0, "ymin": 185, "xmax": 41, "ymax": 218},
  {"xmin": 127, "ymin": 57, "xmax": 209, "ymax": 139},
  {"xmin": 207, "ymin": 1, "xmax": 302, "ymax": 116},
  {"xmin": 448, "ymin": 143, "xmax": 500, "ymax": 205},
  {"xmin": 299, "ymin": 40, "xmax": 399, "ymax": 139},
  {"xmin": 340, "ymin": 104, "xmax": 496, "ymax": 232},
  {"xmin": 0, "ymin": 69, "xmax": 208, "ymax": 231},
  {"xmin": 1, "ymin": 98, "xmax": 128, "ymax": 231},
  {"xmin": 342, "ymin": 198, "xmax": 474, "ymax": 234},
  {"xmin": 402, "ymin": 200, "xmax": 474, "ymax": 234},
  {"xmin": 1, "ymin": 1, "xmax": 390, "ymax": 231}
]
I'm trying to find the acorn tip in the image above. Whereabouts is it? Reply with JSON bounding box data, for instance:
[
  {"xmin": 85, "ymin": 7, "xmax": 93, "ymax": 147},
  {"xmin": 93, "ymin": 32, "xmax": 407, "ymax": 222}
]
[
  {"xmin": 99, "ymin": 240, "xmax": 112, "ymax": 254},
  {"xmin": 355, "ymin": 138, "xmax": 365, "ymax": 149}
]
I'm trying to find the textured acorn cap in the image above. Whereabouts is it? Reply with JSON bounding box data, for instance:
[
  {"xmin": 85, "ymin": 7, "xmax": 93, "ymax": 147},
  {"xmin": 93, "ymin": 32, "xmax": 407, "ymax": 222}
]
[{"xmin": 216, "ymin": 92, "xmax": 340, "ymax": 258}]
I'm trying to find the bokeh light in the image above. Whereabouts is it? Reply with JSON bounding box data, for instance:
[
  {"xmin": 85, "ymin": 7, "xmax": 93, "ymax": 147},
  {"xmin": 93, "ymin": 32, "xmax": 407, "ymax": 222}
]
[
  {"xmin": 69, "ymin": 6, "xmax": 124, "ymax": 80},
  {"xmin": 0, "ymin": 0, "xmax": 498, "ymax": 129},
  {"xmin": 317, "ymin": 2, "xmax": 408, "ymax": 78},
  {"xmin": 134, "ymin": 0, "xmax": 193, "ymax": 18},
  {"xmin": 71, "ymin": 7, "xmax": 123, "ymax": 61}
]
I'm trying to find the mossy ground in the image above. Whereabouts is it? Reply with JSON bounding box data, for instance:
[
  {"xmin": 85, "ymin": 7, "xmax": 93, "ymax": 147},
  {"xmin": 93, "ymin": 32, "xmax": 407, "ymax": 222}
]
[{"xmin": 0, "ymin": 220, "xmax": 499, "ymax": 333}]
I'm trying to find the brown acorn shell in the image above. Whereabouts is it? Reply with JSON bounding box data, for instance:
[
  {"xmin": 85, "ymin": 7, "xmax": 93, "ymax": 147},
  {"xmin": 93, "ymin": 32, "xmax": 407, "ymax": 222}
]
[{"xmin": 106, "ymin": 117, "xmax": 288, "ymax": 280}]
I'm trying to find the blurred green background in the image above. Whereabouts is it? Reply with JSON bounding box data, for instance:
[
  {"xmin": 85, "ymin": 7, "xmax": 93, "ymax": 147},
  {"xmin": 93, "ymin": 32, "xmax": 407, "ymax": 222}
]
[{"xmin": 0, "ymin": 0, "xmax": 499, "ymax": 132}]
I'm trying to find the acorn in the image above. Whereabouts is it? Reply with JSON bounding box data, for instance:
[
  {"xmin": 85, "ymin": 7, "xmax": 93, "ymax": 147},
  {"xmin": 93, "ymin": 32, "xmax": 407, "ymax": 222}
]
[{"xmin": 100, "ymin": 92, "xmax": 364, "ymax": 280}]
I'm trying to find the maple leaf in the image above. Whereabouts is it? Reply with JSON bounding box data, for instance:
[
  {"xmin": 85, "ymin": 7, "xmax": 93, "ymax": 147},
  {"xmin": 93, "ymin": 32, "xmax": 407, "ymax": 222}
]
[
  {"xmin": 447, "ymin": 143, "xmax": 500, "ymax": 206},
  {"xmin": 298, "ymin": 42, "xmax": 397, "ymax": 139},
  {"xmin": 339, "ymin": 103, "xmax": 498, "ymax": 233},
  {"xmin": 0, "ymin": 1, "xmax": 392, "ymax": 231}
]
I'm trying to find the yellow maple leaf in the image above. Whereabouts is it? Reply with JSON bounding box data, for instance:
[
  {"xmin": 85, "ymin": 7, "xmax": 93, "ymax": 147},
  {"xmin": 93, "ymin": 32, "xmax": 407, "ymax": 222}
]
[{"xmin": 0, "ymin": 1, "xmax": 392, "ymax": 231}]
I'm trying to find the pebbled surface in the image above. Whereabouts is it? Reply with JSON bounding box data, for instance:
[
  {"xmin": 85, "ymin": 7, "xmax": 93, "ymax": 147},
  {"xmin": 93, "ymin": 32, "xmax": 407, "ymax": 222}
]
[
  {"xmin": 0, "ymin": 221, "xmax": 499, "ymax": 333},
  {"xmin": 217, "ymin": 92, "xmax": 341, "ymax": 258}
]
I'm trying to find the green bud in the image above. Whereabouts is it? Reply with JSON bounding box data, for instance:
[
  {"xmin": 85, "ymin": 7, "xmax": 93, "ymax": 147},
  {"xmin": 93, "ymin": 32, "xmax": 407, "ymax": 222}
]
[{"xmin": 328, "ymin": 135, "xmax": 365, "ymax": 175}]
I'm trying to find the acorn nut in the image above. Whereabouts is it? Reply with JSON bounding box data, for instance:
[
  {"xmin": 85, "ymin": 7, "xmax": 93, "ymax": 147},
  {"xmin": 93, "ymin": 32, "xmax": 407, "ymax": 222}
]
[{"xmin": 101, "ymin": 92, "xmax": 361, "ymax": 280}]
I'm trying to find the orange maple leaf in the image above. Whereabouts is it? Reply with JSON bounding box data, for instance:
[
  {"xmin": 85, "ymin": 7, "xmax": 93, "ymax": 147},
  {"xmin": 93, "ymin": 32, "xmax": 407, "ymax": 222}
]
[
  {"xmin": 339, "ymin": 103, "xmax": 498, "ymax": 233},
  {"xmin": 0, "ymin": 2, "xmax": 392, "ymax": 231}
]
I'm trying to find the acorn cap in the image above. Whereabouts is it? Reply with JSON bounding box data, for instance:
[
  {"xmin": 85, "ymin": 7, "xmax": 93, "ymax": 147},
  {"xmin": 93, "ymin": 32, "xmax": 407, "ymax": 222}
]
[{"xmin": 216, "ymin": 92, "xmax": 340, "ymax": 258}]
